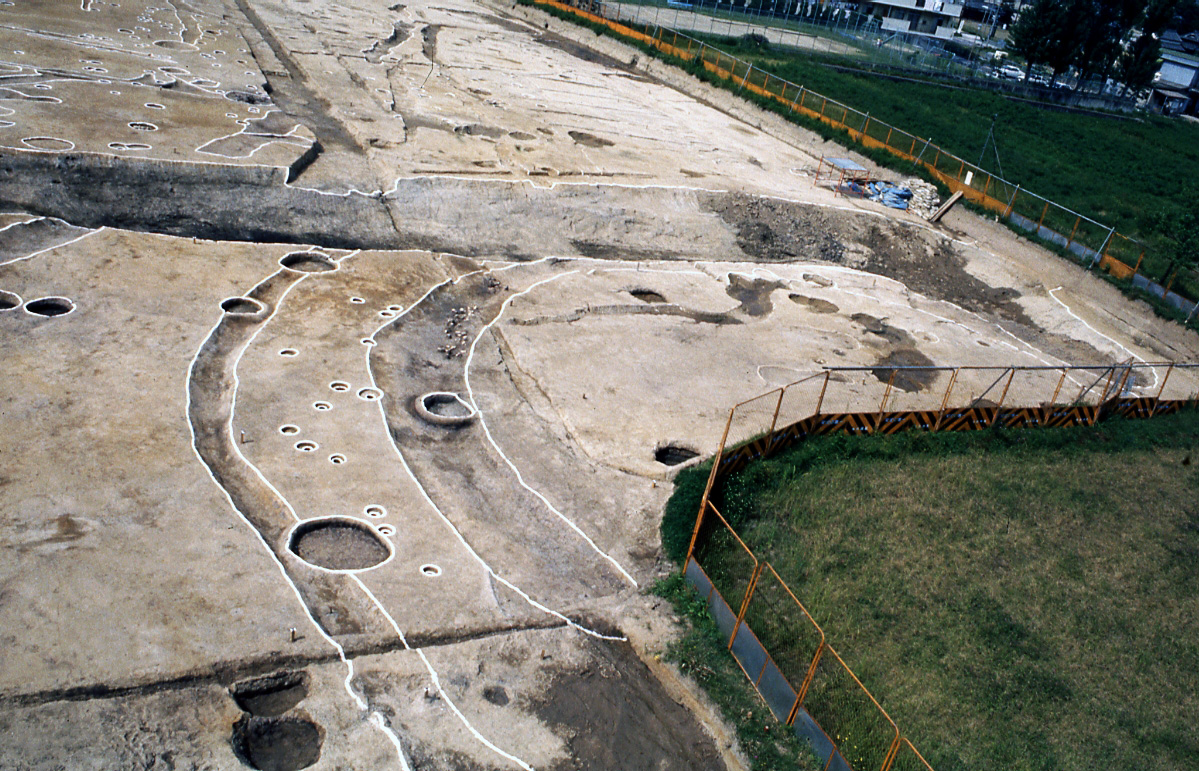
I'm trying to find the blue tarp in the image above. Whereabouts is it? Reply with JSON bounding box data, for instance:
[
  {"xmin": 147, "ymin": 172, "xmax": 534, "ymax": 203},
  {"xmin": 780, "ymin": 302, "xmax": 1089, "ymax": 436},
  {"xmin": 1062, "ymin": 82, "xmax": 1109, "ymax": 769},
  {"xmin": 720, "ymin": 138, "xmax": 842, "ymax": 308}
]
[{"xmin": 867, "ymin": 180, "xmax": 912, "ymax": 210}]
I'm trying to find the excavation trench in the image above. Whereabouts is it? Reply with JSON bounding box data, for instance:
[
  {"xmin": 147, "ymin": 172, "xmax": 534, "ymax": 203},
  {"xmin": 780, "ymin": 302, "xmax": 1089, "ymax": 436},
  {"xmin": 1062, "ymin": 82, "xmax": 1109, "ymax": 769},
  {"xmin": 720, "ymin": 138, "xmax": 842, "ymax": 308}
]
[
  {"xmin": 187, "ymin": 269, "xmax": 390, "ymax": 640},
  {"xmin": 369, "ymin": 269, "xmax": 632, "ymax": 603}
]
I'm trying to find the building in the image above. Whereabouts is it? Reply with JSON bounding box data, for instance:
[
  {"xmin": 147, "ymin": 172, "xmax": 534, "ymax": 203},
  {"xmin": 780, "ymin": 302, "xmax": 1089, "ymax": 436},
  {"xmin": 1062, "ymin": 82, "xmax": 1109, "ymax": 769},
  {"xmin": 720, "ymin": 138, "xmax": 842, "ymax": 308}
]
[
  {"xmin": 852, "ymin": 0, "xmax": 965, "ymax": 40},
  {"xmin": 1160, "ymin": 29, "xmax": 1199, "ymax": 56},
  {"xmin": 1150, "ymin": 49, "xmax": 1199, "ymax": 116}
]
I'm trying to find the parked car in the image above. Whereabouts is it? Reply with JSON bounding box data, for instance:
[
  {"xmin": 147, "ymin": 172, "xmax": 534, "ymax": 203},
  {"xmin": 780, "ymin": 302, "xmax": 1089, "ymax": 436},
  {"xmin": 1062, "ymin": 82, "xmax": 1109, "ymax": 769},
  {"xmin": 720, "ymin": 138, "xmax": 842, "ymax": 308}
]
[{"xmin": 998, "ymin": 64, "xmax": 1025, "ymax": 80}]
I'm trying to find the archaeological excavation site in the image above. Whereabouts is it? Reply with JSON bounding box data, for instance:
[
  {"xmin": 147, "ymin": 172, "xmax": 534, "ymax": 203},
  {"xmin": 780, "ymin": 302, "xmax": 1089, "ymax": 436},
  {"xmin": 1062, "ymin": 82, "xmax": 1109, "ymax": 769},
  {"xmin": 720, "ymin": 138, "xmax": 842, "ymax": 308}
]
[{"xmin": 1, "ymin": 0, "xmax": 1197, "ymax": 769}]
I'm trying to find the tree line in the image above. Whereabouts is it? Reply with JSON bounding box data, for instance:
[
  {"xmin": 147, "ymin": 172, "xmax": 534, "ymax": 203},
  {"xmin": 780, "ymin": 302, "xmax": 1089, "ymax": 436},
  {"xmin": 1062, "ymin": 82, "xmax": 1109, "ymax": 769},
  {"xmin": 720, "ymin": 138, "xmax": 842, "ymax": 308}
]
[{"xmin": 1009, "ymin": 0, "xmax": 1193, "ymax": 95}]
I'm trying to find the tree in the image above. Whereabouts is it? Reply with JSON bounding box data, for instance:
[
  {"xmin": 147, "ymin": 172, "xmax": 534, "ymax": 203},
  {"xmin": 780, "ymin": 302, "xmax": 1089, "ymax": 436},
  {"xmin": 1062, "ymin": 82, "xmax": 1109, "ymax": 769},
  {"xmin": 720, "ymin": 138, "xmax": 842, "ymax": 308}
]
[
  {"xmin": 1116, "ymin": 30, "xmax": 1162, "ymax": 97},
  {"xmin": 1112, "ymin": 0, "xmax": 1180, "ymax": 96},
  {"xmin": 1173, "ymin": 0, "xmax": 1199, "ymax": 33},
  {"xmin": 1069, "ymin": 0, "xmax": 1143, "ymax": 92},
  {"xmin": 1008, "ymin": 0, "xmax": 1078, "ymax": 79}
]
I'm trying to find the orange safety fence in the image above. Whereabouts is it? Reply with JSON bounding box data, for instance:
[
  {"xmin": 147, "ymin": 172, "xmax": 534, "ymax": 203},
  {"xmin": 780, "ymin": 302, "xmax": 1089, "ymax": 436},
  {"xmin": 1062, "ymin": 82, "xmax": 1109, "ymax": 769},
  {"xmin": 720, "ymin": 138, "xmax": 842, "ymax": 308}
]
[
  {"xmin": 531, "ymin": 0, "xmax": 1199, "ymax": 317},
  {"xmin": 677, "ymin": 360, "xmax": 1198, "ymax": 771}
]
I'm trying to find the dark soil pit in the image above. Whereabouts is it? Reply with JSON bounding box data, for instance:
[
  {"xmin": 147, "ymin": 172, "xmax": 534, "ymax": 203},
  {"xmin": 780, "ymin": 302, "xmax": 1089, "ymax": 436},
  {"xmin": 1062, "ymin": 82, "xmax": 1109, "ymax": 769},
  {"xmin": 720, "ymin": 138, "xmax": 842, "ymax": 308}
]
[
  {"xmin": 232, "ymin": 715, "xmax": 322, "ymax": 771},
  {"xmin": 0, "ymin": 290, "xmax": 21, "ymax": 310},
  {"xmin": 788, "ymin": 293, "xmax": 839, "ymax": 313},
  {"xmin": 280, "ymin": 252, "xmax": 336, "ymax": 273},
  {"xmin": 568, "ymin": 130, "xmax": 614, "ymax": 148},
  {"xmin": 530, "ymin": 638, "xmax": 723, "ymax": 771},
  {"xmin": 481, "ymin": 685, "xmax": 509, "ymax": 706},
  {"xmin": 862, "ymin": 232, "xmax": 1034, "ymax": 325},
  {"xmin": 288, "ymin": 518, "xmax": 391, "ymax": 571},
  {"xmin": 24, "ymin": 297, "xmax": 74, "ymax": 317},
  {"xmin": 628, "ymin": 288, "xmax": 666, "ymax": 303},
  {"xmin": 871, "ymin": 348, "xmax": 937, "ymax": 393},
  {"xmin": 455, "ymin": 123, "xmax": 505, "ymax": 138},
  {"xmin": 231, "ymin": 671, "xmax": 309, "ymax": 717},
  {"xmin": 726, "ymin": 274, "xmax": 784, "ymax": 317},
  {"xmin": 655, "ymin": 444, "xmax": 699, "ymax": 466},
  {"xmin": 851, "ymin": 313, "xmax": 912, "ymax": 345},
  {"xmin": 706, "ymin": 193, "xmax": 846, "ymax": 262}
]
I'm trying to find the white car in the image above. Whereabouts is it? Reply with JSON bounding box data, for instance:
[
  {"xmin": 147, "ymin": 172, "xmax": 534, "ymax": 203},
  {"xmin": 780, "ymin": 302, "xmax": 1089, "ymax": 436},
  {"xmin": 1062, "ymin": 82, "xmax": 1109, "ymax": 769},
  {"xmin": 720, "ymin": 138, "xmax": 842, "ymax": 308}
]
[{"xmin": 999, "ymin": 64, "xmax": 1025, "ymax": 80}]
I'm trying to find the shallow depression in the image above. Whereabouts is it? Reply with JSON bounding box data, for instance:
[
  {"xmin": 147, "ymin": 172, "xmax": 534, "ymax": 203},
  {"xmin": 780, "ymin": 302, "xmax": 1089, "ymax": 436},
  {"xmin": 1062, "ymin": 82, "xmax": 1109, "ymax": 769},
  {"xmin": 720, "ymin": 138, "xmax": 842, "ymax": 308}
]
[
  {"xmin": 280, "ymin": 252, "xmax": 336, "ymax": 273},
  {"xmin": 288, "ymin": 518, "xmax": 390, "ymax": 571}
]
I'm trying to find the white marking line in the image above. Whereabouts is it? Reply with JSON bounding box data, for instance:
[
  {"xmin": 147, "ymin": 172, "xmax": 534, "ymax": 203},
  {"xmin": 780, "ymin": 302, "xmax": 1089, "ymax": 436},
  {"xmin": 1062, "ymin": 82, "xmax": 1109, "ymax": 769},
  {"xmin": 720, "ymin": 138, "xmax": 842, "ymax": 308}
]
[
  {"xmin": 359, "ymin": 265, "xmax": 626, "ymax": 641},
  {"xmin": 1049, "ymin": 285, "xmax": 1156, "ymax": 391},
  {"xmin": 0, "ymin": 226, "xmax": 102, "ymax": 267},
  {"xmin": 212, "ymin": 252, "xmax": 610, "ymax": 767},
  {"xmin": 185, "ymin": 288, "xmax": 411, "ymax": 769},
  {"xmin": 0, "ymin": 215, "xmax": 44, "ymax": 233},
  {"xmin": 227, "ymin": 269, "xmax": 308, "ymax": 524},
  {"xmin": 462, "ymin": 269, "xmax": 638, "ymax": 586},
  {"xmin": 352, "ymin": 575, "xmax": 532, "ymax": 771}
]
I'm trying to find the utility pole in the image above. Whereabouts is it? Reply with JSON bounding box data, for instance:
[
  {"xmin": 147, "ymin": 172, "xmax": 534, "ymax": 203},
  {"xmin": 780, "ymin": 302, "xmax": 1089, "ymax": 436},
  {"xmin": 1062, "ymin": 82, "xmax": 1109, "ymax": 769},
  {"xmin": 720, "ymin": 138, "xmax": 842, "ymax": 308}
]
[{"xmin": 978, "ymin": 113, "xmax": 1003, "ymax": 179}]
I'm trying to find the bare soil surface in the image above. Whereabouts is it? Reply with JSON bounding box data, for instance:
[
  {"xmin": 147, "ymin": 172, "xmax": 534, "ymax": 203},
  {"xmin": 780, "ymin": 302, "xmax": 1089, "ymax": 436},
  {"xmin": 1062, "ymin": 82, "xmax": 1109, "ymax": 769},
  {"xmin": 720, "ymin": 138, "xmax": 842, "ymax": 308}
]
[
  {"xmin": 707, "ymin": 193, "xmax": 848, "ymax": 264},
  {"xmin": 530, "ymin": 639, "xmax": 725, "ymax": 771},
  {"xmin": 3, "ymin": 0, "xmax": 1199, "ymax": 768}
]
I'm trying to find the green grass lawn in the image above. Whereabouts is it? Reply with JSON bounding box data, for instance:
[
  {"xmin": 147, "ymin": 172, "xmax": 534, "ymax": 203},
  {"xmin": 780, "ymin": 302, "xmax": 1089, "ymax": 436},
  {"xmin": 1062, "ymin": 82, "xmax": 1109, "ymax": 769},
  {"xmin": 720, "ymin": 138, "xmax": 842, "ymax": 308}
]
[{"xmin": 665, "ymin": 411, "xmax": 1199, "ymax": 771}]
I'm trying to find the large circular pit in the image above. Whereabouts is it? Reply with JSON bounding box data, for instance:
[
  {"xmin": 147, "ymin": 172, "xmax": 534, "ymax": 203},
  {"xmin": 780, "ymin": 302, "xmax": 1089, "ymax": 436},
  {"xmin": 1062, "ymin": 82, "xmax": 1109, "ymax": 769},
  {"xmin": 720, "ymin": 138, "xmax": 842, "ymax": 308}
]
[
  {"xmin": 414, "ymin": 391, "xmax": 478, "ymax": 427},
  {"xmin": 287, "ymin": 517, "xmax": 391, "ymax": 572}
]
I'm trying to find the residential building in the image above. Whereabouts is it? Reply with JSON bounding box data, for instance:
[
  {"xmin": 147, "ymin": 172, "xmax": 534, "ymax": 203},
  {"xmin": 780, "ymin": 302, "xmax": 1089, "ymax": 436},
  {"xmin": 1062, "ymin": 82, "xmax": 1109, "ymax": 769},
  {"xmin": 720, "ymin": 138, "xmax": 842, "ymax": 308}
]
[
  {"xmin": 852, "ymin": 0, "xmax": 965, "ymax": 40},
  {"xmin": 1150, "ymin": 49, "xmax": 1199, "ymax": 116}
]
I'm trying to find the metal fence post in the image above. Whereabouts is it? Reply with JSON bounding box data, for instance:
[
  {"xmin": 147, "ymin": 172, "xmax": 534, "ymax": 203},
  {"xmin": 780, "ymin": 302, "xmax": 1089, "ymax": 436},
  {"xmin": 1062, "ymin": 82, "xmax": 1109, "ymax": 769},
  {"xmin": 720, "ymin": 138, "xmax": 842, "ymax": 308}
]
[
  {"xmin": 769, "ymin": 387, "xmax": 785, "ymax": 434},
  {"xmin": 686, "ymin": 406, "xmax": 734, "ymax": 565},
  {"xmin": 1066, "ymin": 216, "xmax": 1080, "ymax": 253},
  {"xmin": 1004, "ymin": 185, "xmax": 1020, "ymax": 218},
  {"xmin": 1092, "ymin": 226, "xmax": 1116, "ymax": 269},
  {"xmin": 933, "ymin": 368, "xmax": 960, "ymax": 431},
  {"xmin": 1155, "ymin": 363, "xmax": 1174, "ymax": 404},
  {"xmin": 989, "ymin": 368, "xmax": 1015, "ymax": 427},
  {"xmin": 813, "ymin": 371, "xmax": 831, "ymax": 418},
  {"xmin": 875, "ymin": 369, "xmax": 897, "ymax": 432}
]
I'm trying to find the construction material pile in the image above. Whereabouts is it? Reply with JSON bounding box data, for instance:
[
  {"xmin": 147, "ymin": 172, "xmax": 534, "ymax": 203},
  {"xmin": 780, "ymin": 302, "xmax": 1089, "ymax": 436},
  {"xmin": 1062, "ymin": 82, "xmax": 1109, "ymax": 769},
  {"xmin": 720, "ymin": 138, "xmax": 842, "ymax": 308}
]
[{"xmin": 901, "ymin": 178, "xmax": 942, "ymax": 219}]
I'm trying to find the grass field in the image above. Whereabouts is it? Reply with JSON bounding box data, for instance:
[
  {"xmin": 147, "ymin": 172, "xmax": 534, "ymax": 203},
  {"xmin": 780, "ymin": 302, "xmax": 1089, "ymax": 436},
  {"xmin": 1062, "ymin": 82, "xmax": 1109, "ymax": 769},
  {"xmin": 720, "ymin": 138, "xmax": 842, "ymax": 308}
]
[{"xmin": 663, "ymin": 411, "xmax": 1199, "ymax": 771}]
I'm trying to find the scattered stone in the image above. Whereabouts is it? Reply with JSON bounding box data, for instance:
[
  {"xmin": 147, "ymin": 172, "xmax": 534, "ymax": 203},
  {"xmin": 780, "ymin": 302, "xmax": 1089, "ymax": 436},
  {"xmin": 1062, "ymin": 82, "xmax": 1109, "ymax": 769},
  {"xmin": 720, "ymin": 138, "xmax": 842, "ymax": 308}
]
[{"xmin": 900, "ymin": 178, "xmax": 941, "ymax": 219}]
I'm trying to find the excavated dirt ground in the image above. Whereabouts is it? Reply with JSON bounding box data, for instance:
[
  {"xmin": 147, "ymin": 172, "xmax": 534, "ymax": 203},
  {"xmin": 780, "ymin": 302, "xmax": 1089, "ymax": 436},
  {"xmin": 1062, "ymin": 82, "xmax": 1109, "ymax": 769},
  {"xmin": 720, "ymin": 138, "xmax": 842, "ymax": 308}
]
[{"xmin": 3, "ymin": 0, "xmax": 1199, "ymax": 769}]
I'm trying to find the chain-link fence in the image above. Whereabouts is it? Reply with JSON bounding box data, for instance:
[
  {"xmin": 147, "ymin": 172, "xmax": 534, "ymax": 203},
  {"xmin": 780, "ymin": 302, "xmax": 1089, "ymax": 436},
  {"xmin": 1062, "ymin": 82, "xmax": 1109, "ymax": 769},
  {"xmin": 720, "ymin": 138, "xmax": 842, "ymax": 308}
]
[
  {"xmin": 678, "ymin": 361, "xmax": 1198, "ymax": 770},
  {"xmin": 532, "ymin": 0, "xmax": 1197, "ymax": 318}
]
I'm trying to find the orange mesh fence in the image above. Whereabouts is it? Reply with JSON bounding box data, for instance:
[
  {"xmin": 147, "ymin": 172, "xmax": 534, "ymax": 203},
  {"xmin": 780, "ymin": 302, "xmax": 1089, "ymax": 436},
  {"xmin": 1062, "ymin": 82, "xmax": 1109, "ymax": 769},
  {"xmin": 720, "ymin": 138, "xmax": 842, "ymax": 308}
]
[
  {"xmin": 683, "ymin": 362, "xmax": 1199, "ymax": 770},
  {"xmin": 890, "ymin": 739, "xmax": 936, "ymax": 771},
  {"xmin": 690, "ymin": 501, "xmax": 758, "ymax": 638},
  {"xmin": 802, "ymin": 645, "xmax": 900, "ymax": 771},
  {"xmin": 532, "ymin": 0, "xmax": 1197, "ymax": 313}
]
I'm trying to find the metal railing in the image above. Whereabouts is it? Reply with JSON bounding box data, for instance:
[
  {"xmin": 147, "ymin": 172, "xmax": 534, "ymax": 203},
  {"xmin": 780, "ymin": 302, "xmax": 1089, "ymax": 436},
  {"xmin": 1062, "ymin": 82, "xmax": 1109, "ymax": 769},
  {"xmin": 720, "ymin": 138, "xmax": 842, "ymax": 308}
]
[
  {"xmin": 679, "ymin": 361, "xmax": 1198, "ymax": 770},
  {"xmin": 533, "ymin": 0, "xmax": 1197, "ymax": 316}
]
